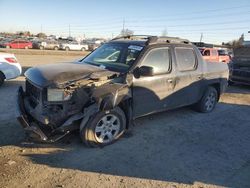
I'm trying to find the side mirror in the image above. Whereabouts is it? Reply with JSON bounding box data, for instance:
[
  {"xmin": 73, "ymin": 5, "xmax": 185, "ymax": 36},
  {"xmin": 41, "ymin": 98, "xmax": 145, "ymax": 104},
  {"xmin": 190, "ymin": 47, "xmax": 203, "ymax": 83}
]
[
  {"xmin": 139, "ymin": 66, "xmax": 154, "ymax": 76},
  {"xmin": 133, "ymin": 66, "xmax": 154, "ymax": 78}
]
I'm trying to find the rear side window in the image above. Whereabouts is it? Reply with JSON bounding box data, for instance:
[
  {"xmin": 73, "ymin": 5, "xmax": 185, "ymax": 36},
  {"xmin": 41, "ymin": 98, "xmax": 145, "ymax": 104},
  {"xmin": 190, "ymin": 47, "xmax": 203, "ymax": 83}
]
[
  {"xmin": 141, "ymin": 47, "xmax": 170, "ymax": 75},
  {"xmin": 175, "ymin": 48, "xmax": 197, "ymax": 71}
]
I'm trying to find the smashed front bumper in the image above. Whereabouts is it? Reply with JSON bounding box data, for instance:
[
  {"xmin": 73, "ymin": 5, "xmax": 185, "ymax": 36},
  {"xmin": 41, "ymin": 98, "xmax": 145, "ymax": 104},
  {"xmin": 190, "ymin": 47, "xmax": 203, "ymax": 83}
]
[{"xmin": 16, "ymin": 87, "xmax": 70, "ymax": 142}]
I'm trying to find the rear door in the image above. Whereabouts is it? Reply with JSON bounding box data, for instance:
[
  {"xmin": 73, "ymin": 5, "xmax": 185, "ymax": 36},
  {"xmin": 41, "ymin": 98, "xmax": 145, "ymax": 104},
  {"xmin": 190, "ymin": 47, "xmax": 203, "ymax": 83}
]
[
  {"xmin": 173, "ymin": 46, "xmax": 203, "ymax": 107},
  {"xmin": 132, "ymin": 46, "xmax": 176, "ymax": 117},
  {"xmin": 72, "ymin": 41, "xmax": 80, "ymax": 50}
]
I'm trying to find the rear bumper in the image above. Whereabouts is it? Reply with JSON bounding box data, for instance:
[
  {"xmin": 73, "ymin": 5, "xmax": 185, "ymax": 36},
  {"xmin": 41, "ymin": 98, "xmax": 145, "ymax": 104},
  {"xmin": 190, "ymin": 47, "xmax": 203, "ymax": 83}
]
[{"xmin": 0, "ymin": 62, "xmax": 22, "ymax": 80}]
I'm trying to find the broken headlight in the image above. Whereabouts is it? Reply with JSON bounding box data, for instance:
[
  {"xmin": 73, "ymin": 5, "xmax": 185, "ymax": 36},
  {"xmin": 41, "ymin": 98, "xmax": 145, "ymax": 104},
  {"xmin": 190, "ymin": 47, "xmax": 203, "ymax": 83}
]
[{"xmin": 47, "ymin": 89, "xmax": 72, "ymax": 102}]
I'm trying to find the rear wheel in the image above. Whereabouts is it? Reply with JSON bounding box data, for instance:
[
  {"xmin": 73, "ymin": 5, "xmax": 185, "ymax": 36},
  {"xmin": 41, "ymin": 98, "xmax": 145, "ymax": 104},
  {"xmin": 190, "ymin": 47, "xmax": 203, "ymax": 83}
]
[
  {"xmin": 81, "ymin": 47, "xmax": 86, "ymax": 51},
  {"xmin": 6, "ymin": 45, "xmax": 10, "ymax": 49},
  {"xmin": 0, "ymin": 72, "xmax": 5, "ymax": 86},
  {"xmin": 65, "ymin": 47, "xmax": 70, "ymax": 51},
  {"xmin": 39, "ymin": 46, "xmax": 44, "ymax": 50},
  {"xmin": 54, "ymin": 46, "xmax": 59, "ymax": 50},
  {"xmin": 80, "ymin": 107, "xmax": 126, "ymax": 147},
  {"xmin": 194, "ymin": 87, "xmax": 218, "ymax": 113},
  {"xmin": 228, "ymin": 80, "xmax": 234, "ymax": 86},
  {"xmin": 24, "ymin": 46, "xmax": 28, "ymax": 49}
]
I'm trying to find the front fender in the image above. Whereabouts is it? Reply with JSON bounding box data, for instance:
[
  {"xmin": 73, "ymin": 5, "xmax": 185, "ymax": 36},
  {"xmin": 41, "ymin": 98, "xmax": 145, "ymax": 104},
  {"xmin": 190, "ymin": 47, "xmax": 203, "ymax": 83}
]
[{"xmin": 92, "ymin": 83, "xmax": 131, "ymax": 111}]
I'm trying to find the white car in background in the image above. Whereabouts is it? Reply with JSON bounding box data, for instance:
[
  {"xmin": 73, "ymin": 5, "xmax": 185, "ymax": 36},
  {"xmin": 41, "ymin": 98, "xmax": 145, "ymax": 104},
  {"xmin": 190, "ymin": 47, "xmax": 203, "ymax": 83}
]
[
  {"xmin": 0, "ymin": 52, "xmax": 22, "ymax": 86},
  {"xmin": 59, "ymin": 41, "xmax": 88, "ymax": 51}
]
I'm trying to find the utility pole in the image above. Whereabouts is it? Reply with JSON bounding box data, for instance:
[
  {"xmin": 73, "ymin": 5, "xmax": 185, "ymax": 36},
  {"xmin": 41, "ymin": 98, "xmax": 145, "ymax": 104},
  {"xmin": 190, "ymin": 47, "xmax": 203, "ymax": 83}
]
[
  {"xmin": 200, "ymin": 32, "xmax": 203, "ymax": 43},
  {"xmin": 122, "ymin": 19, "xmax": 125, "ymax": 31},
  {"xmin": 69, "ymin": 24, "xmax": 71, "ymax": 37}
]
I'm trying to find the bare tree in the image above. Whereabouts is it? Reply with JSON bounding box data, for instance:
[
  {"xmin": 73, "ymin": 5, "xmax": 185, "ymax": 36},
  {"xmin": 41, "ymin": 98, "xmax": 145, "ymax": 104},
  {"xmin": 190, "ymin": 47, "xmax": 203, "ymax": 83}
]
[
  {"xmin": 224, "ymin": 34, "xmax": 244, "ymax": 48},
  {"xmin": 36, "ymin": 32, "xmax": 47, "ymax": 38},
  {"xmin": 120, "ymin": 29, "xmax": 134, "ymax": 36}
]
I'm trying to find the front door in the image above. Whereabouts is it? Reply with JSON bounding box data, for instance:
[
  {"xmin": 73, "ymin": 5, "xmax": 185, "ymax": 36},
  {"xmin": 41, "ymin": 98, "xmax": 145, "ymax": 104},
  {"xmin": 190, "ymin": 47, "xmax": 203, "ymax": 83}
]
[{"xmin": 132, "ymin": 47, "xmax": 176, "ymax": 118}]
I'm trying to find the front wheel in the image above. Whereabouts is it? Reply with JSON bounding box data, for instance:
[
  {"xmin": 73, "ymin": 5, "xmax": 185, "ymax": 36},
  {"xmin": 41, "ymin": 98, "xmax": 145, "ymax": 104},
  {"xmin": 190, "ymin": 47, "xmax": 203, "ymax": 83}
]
[
  {"xmin": 0, "ymin": 72, "xmax": 5, "ymax": 86},
  {"xmin": 80, "ymin": 107, "xmax": 126, "ymax": 147},
  {"xmin": 194, "ymin": 87, "xmax": 218, "ymax": 113}
]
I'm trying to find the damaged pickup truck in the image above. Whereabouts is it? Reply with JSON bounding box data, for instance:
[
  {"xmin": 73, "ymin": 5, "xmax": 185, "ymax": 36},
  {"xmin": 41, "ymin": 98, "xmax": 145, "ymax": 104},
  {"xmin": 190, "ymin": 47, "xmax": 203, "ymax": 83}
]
[
  {"xmin": 229, "ymin": 47, "xmax": 250, "ymax": 85},
  {"xmin": 17, "ymin": 35, "xmax": 229, "ymax": 147}
]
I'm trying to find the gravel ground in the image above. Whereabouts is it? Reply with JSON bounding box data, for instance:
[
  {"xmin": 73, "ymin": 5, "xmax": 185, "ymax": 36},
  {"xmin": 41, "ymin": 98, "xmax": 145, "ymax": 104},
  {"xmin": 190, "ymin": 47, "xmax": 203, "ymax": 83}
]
[{"xmin": 0, "ymin": 54, "xmax": 249, "ymax": 188}]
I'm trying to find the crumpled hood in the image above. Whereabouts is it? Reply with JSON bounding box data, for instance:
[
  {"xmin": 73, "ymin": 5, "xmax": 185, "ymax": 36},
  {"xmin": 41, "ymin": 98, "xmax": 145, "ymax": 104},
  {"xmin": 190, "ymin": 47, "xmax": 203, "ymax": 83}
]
[{"xmin": 25, "ymin": 62, "xmax": 117, "ymax": 87}]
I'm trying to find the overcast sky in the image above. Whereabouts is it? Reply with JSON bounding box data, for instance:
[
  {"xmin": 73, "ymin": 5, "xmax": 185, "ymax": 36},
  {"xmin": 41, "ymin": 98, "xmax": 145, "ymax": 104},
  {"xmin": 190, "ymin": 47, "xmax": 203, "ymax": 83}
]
[{"xmin": 0, "ymin": 0, "xmax": 250, "ymax": 43}]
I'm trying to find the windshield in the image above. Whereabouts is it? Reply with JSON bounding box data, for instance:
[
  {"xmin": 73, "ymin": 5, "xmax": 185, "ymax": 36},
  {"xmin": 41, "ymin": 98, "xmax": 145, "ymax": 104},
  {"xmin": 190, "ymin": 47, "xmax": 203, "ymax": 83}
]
[{"xmin": 81, "ymin": 43, "xmax": 143, "ymax": 72}]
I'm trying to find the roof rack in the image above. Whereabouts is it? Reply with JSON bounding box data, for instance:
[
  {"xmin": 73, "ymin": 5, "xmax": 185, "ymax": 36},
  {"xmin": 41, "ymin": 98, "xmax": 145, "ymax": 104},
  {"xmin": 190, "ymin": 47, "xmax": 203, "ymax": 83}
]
[
  {"xmin": 111, "ymin": 35, "xmax": 153, "ymax": 41},
  {"xmin": 152, "ymin": 36, "xmax": 190, "ymax": 44},
  {"xmin": 111, "ymin": 35, "xmax": 190, "ymax": 45}
]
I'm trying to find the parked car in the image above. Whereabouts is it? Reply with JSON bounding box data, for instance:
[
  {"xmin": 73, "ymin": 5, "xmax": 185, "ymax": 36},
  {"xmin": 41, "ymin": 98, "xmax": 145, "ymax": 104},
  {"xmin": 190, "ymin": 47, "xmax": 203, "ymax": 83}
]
[
  {"xmin": 59, "ymin": 41, "xmax": 88, "ymax": 51},
  {"xmin": 33, "ymin": 40, "xmax": 59, "ymax": 50},
  {"xmin": 199, "ymin": 48, "xmax": 230, "ymax": 63},
  {"xmin": 199, "ymin": 48, "xmax": 220, "ymax": 62},
  {"xmin": 87, "ymin": 42, "xmax": 101, "ymax": 51},
  {"xmin": 82, "ymin": 39, "xmax": 103, "ymax": 51},
  {"xmin": 228, "ymin": 46, "xmax": 250, "ymax": 85},
  {"xmin": 0, "ymin": 52, "xmax": 22, "ymax": 86},
  {"xmin": 0, "ymin": 40, "xmax": 32, "ymax": 49},
  {"xmin": 0, "ymin": 38, "xmax": 13, "ymax": 47},
  {"xmin": 17, "ymin": 35, "xmax": 228, "ymax": 147}
]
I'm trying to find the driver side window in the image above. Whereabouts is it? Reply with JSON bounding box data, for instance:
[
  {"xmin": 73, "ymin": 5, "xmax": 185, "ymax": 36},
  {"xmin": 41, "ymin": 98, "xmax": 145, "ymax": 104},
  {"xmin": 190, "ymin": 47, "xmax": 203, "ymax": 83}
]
[{"xmin": 141, "ymin": 47, "xmax": 170, "ymax": 75}]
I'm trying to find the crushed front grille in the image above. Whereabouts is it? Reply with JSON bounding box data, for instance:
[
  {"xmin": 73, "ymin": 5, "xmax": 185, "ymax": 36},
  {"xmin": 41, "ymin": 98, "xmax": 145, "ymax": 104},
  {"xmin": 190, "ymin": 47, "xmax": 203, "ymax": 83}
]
[{"xmin": 26, "ymin": 81, "xmax": 41, "ymax": 102}]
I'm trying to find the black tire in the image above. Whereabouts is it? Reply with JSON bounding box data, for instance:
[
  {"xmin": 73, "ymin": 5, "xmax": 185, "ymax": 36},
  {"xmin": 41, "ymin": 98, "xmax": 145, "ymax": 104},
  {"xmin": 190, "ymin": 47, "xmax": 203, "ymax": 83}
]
[
  {"xmin": 228, "ymin": 80, "xmax": 234, "ymax": 86},
  {"xmin": 80, "ymin": 107, "xmax": 126, "ymax": 147},
  {"xmin": 65, "ymin": 47, "xmax": 70, "ymax": 51},
  {"xmin": 54, "ymin": 46, "xmax": 59, "ymax": 50},
  {"xmin": 194, "ymin": 86, "xmax": 218, "ymax": 113},
  {"xmin": 0, "ymin": 72, "xmax": 5, "ymax": 86},
  {"xmin": 81, "ymin": 47, "xmax": 86, "ymax": 51}
]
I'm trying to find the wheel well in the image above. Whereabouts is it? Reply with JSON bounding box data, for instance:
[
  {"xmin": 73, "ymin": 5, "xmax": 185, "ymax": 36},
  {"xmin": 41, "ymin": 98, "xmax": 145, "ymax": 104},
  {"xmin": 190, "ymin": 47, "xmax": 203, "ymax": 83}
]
[
  {"xmin": 118, "ymin": 99, "xmax": 132, "ymax": 129},
  {"xmin": 0, "ymin": 71, "xmax": 6, "ymax": 79},
  {"xmin": 209, "ymin": 83, "xmax": 221, "ymax": 101}
]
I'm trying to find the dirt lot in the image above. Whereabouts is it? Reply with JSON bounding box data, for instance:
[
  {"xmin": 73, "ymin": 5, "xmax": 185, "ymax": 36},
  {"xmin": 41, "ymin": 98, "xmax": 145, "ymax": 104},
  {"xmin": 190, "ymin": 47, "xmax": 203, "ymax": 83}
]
[{"xmin": 0, "ymin": 53, "xmax": 250, "ymax": 188}]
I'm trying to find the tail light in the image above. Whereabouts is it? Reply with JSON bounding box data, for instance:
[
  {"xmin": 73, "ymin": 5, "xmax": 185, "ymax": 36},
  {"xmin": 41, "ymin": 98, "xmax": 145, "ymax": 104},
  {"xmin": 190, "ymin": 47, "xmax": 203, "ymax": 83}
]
[{"xmin": 5, "ymin": 57, "xmax": 17, "ymax": 63}]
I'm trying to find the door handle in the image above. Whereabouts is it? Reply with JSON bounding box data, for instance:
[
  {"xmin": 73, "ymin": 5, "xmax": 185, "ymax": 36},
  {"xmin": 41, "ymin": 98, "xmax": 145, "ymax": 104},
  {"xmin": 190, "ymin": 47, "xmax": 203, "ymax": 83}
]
[{"xmin": 167, "ymin": 79, "xmax": 173, "ymax": 83}]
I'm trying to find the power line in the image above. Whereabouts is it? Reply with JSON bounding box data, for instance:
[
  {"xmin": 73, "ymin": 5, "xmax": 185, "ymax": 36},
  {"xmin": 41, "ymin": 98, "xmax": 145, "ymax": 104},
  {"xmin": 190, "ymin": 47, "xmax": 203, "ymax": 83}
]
[
  {"xmin": 125, "ymin": 11, "xmax": 250, "ymax": 23},
  {"xmin": 126, "ymin": 19, "xmax": 250, "ymax": 28}
]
